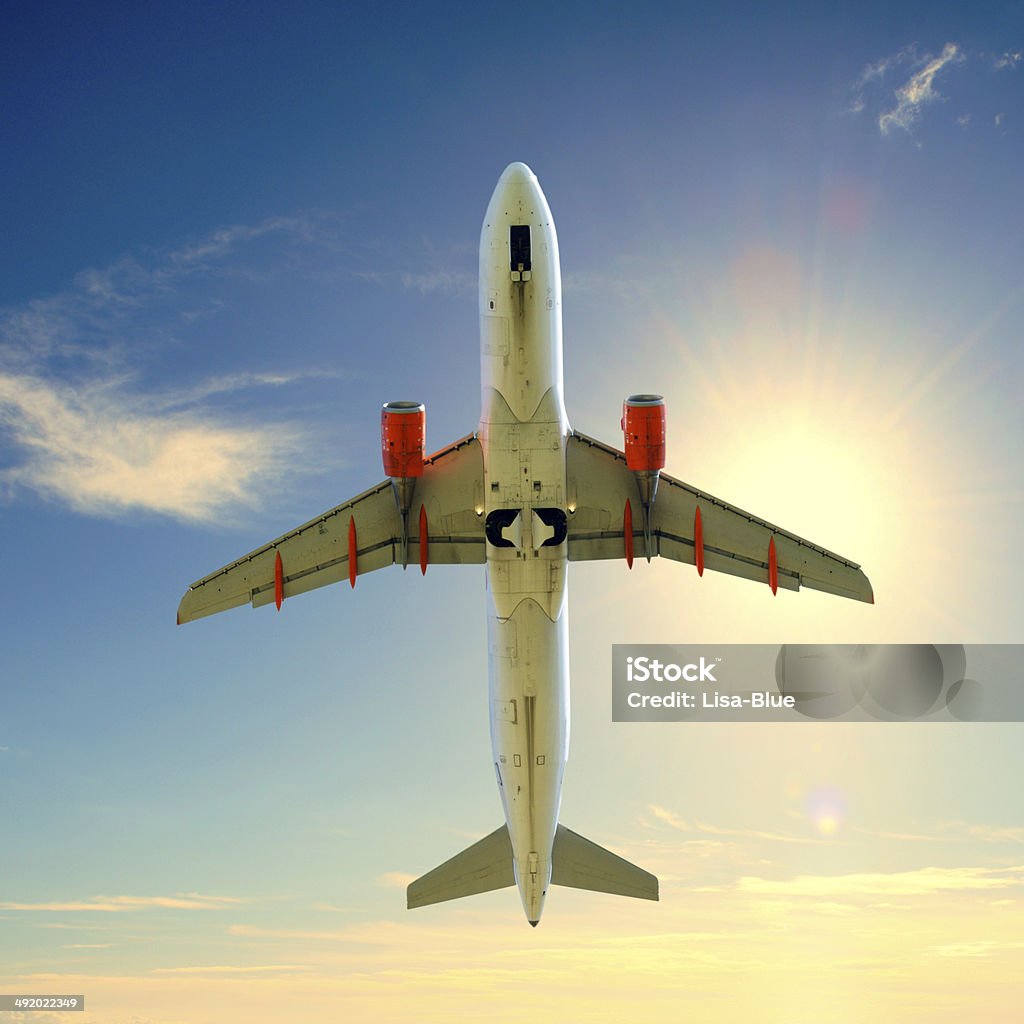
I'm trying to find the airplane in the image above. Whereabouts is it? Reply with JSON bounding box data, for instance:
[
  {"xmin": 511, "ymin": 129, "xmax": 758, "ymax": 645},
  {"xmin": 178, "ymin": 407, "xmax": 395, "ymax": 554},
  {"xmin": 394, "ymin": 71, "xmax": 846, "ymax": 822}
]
[{"xmin": 177, "ymin": 161, "xmax": 874, "ymax": 926}]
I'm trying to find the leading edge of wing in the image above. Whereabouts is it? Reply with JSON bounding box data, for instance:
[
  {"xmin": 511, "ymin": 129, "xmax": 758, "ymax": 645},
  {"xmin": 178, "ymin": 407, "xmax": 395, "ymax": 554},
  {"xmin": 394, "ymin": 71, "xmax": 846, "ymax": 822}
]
[
  {"xmin": 177, "ymin": 433, "xmax": 485, "ymax": 624},
  {"xmin": 566, "ymin": 430, "xmax": 874, "ymax": 604}
]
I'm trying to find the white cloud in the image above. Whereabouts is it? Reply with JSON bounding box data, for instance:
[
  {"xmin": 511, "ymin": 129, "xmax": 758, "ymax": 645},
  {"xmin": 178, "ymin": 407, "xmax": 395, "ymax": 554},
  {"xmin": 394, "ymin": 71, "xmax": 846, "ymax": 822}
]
[
  {"xmin": 848, "ymin": 45, "xmax": 915, "ymax": 115},
  {"xmin": 227, "ymin": 922, "xmax": 402, "ymax": 944},
  {"xmin": 1, "ymin": 216, "xmax": 322, "ymax": 363},
  {"xmin": 879, "ymin": 43, "xmax": 965, "ymax": 135},
  {"xmin": 646, "ymin": 805, "xmax": 824, "ymax": 845},
  {"xmin": 738, "ymin": 865, "xmax": 1024, "ymax": 898},
  {"xmin": 854, "ymin": 46, "xmax": 915, "ymax": 89},
  {"xmin": 152, "ymin": 963, "xmax": 308, "ymax": 974},
  {"xmin": 157, "ymin": 370, "xmax": 337, "ymax": 410},
  {"xmin": 0, "ymin": 218, "xmax": 338, "ymax": 523},
  {"xmin": 0, "ymin": 893, "xmax": 247, "ymax": 913},
  {"xmin": 847, "ymin": 42, "xmax": 1023, "ymax": 135},
  {"xmin": 376, "ymin": 871, "xmax": 417, "ymax": 889},
  {"xmin": 648, "ymin": 804, "xmax": 689, "ymax": 830},
  {"xmin": 935, "ymin": 939, "xmax": 1024, "ymax": 958},
  {"xmin": 941, "ymin": 820, "xmax": 1024, "ymax": 844},
  {"xmin": 167, "ymin": 217, "xmax": 316, "ymax": 270},
  {"xmin": 0, "ymin": 372, "xmax": 303, "ymax": 523}
]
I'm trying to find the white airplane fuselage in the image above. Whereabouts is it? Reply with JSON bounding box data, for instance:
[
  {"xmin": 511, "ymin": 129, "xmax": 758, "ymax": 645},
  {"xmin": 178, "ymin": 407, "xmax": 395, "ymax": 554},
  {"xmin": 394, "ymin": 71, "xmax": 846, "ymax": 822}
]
[{"xmin": 478, "ymin": 162, "xmax": 570, "ymax": 924}]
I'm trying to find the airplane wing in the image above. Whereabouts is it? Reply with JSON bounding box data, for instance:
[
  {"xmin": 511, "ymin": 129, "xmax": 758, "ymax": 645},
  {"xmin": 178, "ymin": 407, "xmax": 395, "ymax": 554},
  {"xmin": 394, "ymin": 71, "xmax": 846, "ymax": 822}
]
[
  {"xmin": 178, "ymin": 434, "xmax": 485, "ymax": 624},
  {"xmin": 565, "ymin": 431, "xmax": 873, "ymax": 603}
]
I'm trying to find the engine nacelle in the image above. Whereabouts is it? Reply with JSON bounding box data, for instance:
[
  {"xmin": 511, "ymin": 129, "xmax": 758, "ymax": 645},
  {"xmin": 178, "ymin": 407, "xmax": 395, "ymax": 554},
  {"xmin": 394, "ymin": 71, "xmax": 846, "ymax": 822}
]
[
  {"xmin": 621, "ymin": 394, "xmax": 665, "ymax": 564},
  {"xmin": 381, "ymin": 401, "xmax": 426, "ymax": 479},
  {"xmin": 621, "ymin": 394, "xmax": 666, "ymax": 472}
]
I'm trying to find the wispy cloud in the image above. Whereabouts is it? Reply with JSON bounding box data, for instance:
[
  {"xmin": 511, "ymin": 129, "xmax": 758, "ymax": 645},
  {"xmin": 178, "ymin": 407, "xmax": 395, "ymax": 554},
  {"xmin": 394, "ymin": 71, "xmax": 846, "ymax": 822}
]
[
  {"xmin": 859, "ymin": 819, "xmax": 1024, "ymax": 845},
  {"xmin": 310, "ymin": 901, "xmax": 356, "ymax": 913},
  {"xmin": 0, "ymin": 893, "xmax": 247, "ymax": 913},
  {"xmin": 152, "ymin": 963, "xmax": 309, "ymax": 974},
  {"xmin": 0, "ymin": 218, "xmax": 339, "ymax": 523},
  {"xmin": 38, "ymin": 922, "xmax": 115, "ymax": 930},
  {"xmin": 937, "ymin": 937, "xmax": 1024, "ymax": 954},
  {"xmin": 37, "ymin": 921, "xmax": 115, "ymax": 929},
  {"xmin": 166, "ymin": 218, "xmax": 319, "ymax": 270},
  {"xmin": 851, "ymin": 825, "xmax": 945, "ymax": 843},
  {"xmin": 228, "ymin": 922, "xmax": 404, "ymax": 945},
  {"xmin": 646, "ymin": 805, "xmax": 823, "ymax": 845},
  {"xmin": 562, "ymin": 269, "xmax": 655, "ymax": 301},
  {"xmin": 935, "ymin": 939, "xmax": 1024, "ymax": 958},
  {"xmin": 376, "ymin": 871, "xmax": 417, "ymax": 889},
  {"xmin": 853, "ymin": 42, "xmax": 1021, "ymax": 137},
  {"xmin": 152, "ymin": 369, "xmax": 339, "ymax": 412},
  {"xmin": 400, "ymin": 270, "xmax": 475, "ymax": 294},
  {"xmin": 879, "ymin": 43, "xmax": 965, "ymax": 135},
  {"xmin": 941, "ymin": 820, "xmax": 1024, "ymax": 844},
  {"xmin": 848, "ymin": 45, "xmax": 915, "ymax": 114},
  {"xmin": 354, "ymin": 267, "xmax": 475, "ymax": 295},
  {"xmin": 854, "ymin": 46, "xmax": 915, "ymax": 89},
  {"xmin": 2, "ymin": 216, "xmax": 323, "ymax": 363},
  {"xmin": 0, "ymin": 372, "xmax": 304, "ymax": 522},
  {"xmin": 738, "ymin": 865, "xmax": 1024, "ymax": 898}
]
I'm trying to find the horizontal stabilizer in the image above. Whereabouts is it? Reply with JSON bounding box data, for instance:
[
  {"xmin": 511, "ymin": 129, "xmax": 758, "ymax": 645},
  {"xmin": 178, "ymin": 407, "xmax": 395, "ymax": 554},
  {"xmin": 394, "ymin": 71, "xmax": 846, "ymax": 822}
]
[
  {"xmin": 407, "ymin": 825, "xmax": 515, "ymax": 909},
  {"xmin": 552, "ymin": 825, "xmax": 658, "ymax": 901}
]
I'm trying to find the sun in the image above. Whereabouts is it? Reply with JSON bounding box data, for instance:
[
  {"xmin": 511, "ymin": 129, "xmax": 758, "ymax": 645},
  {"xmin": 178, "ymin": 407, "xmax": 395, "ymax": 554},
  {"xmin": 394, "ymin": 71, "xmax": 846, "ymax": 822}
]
[{"xmin": 636, "ymin": 239, "xmax": 1013, "ymax": 640}]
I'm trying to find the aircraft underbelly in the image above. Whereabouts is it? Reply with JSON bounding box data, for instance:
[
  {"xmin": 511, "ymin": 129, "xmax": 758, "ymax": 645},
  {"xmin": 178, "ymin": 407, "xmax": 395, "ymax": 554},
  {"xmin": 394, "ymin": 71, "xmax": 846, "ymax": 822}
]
[
  {"xmin": 478, "ymin": 161, "xmax": 572, "ymax": 921},
  {"xmin": 482, "ymin": 403, "xmax": 569, "ymax": 920},
  {"xmin": 487, "ymin": 588, "xmax": 568, "ymax": 919}
]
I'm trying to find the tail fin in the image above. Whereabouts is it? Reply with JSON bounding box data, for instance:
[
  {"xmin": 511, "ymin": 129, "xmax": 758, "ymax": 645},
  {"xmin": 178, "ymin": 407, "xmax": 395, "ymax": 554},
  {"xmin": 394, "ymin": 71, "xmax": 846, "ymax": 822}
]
[
  {"xmin": 552, "ymin": 825, "xmax": 658, "ymax": 901},
  {"xmin": 407, "ymin": 825, "xmax": 515, "ymax": 909}
]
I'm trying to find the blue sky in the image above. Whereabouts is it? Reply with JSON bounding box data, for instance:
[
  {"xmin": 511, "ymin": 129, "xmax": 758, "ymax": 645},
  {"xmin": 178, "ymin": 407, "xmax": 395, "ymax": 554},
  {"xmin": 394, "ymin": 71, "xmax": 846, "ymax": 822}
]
[{"xmin": 2, "ymin": 4, "xmax": 1023, "ymax": 1022}]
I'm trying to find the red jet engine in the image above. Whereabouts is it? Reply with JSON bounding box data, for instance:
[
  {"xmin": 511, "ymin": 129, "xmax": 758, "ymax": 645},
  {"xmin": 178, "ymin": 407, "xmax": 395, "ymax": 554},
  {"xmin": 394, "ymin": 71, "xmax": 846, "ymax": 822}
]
[
  {"xmin": 621, "ymin": 394, "xmax": 666, "ymax": 562},
  {"xmin": 381, "ymin": 401, "xmax": 426, "ymax": 479},
  {"xmin": 381, "ymin": 401, "xmax": 426, "ymax": 569}
]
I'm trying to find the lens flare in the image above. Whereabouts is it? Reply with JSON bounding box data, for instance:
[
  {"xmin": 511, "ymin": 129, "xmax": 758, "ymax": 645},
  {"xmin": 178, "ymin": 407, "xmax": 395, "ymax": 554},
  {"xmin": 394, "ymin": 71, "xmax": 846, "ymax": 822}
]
[{"xmin": 806, "ymin": 785, "xmax": 847, "ymax": 837}]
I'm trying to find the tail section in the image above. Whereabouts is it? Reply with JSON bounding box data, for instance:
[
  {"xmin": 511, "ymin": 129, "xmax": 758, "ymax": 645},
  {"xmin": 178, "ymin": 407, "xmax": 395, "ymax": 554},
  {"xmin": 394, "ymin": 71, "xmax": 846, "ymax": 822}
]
[
  {"xmin": 552, "ymin": 825, "xmax": 659, "ymax": 901},
  {"xmin": 407, "ymin": 825, "xmax": 515, "ymax": 909},
  {"xmin": 407, "ymin": 822, "xmax": 658, "ymax": 914}
]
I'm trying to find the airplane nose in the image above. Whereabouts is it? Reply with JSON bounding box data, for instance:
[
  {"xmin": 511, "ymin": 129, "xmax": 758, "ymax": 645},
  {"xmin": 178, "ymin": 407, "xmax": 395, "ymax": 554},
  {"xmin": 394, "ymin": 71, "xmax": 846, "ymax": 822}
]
[{"xmin": 500, "ymin": 161, "xmax": 536, "ymax": 184}]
